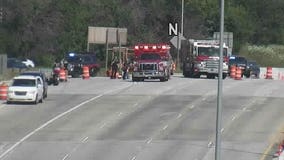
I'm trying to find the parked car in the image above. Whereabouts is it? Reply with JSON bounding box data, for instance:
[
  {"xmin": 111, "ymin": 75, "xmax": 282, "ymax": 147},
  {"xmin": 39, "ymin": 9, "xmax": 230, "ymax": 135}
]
[
  {"xmin": 20, "ymin": 71, "xmax": 48, "ymax": 98},
  {"xmin": 247, "ymin": 60, "xmax": 260, "ymax": 78},
  {"xmin": 229, "ymin": 55, "xmax": 250, "ymax": 78},
  {"xmin": 21, "ymin": 58, "xmax": 35, "ymax": 68},
  {"xmin": 7, "ymin": 58, "xmax": 27, "ymax": 69},
  {"xmin": 7, "ymin": 75, "xmax": 44, "ymax": 104}
]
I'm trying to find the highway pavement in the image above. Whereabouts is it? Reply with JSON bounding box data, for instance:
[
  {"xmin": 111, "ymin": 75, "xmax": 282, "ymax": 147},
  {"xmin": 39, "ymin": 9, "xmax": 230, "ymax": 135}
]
[{"xmin": 0, "ymin": 75, "xmax": 284, "ymax": 160}]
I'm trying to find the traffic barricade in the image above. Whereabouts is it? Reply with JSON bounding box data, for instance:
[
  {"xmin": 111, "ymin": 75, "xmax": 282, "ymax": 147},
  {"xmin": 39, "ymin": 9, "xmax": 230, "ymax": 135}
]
[
  {"xmin": 82, "ymin": 66, "xmax": 90, "ymax": 79},
  {"xmin": 266, "ymin": 67, "xmax": 273, "ymax": 79},
  {"xmin": 230, "ymin": 65, "xmax": 236, "ymax": 78},
  {"xmin": 234, "ymin": 67, "xmax": 242, "ymax": 80},
  {"xmin": 59, "ymin": 68, "xmax": 67, "ymax": 82},
  {"xmin": 0, "ymin": 83, "xmax": 8, "ymax": 100}
]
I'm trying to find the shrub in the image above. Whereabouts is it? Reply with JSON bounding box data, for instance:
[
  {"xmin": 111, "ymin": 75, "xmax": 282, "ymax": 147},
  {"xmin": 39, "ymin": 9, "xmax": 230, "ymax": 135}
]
[{"xmin": 240, "ymin": 44, "xmax": 284, "ymax": 67}]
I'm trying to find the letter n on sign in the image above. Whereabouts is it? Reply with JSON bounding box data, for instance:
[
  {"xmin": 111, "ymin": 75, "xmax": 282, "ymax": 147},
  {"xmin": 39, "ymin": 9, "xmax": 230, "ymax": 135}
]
[{"xmin": 168, "ymin": 23, "xmax": 178, "ymax": 36}]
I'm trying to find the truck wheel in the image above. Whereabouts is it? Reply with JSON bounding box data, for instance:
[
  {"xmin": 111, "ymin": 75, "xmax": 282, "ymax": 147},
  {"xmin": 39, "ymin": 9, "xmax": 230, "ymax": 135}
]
[
  {"xmin": 207, "ymin": 74, "xmax": 215, "ymax": 79},
  {"xmin": 33, "ymin": 95, "xmax": 38, "ymax": 104},
  {"xmin": 245, "ymin": 74, "xmax": 250, "ymax": 78},
  {"xmin": 90, "ymin": 68, "xmax": 97, "ymax": 77},
  {"xmin": 193, "ymin": 74, "xmax": 200, "ymax": 78},
  {"xmin": 160, "ymin": 77, "xmax": 166, "ymax": 82}
]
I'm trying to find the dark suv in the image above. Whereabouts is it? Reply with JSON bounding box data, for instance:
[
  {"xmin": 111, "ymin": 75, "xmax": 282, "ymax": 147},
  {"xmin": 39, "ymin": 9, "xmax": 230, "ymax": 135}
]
[
  {"xmin": 247, "ymin": 60, "xmax": 260, "ymax": 78},
  {"xmin": 64, "ymin": 52, "xmax": 100, "ymax": 78},
  {"xmin": 229, "ymin": 56, "xmax": 250, "ymax": 78}
]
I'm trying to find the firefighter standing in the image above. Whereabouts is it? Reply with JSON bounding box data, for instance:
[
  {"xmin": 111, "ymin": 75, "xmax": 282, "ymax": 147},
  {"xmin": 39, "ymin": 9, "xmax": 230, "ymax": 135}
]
[{"xmin": 111, "ymin": 59, "xmax": 118, "ymax": 79}]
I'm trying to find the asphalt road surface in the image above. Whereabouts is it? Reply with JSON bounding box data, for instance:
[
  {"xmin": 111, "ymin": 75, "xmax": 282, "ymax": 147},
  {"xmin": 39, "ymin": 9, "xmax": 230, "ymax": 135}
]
[{"xmin": 0, "ymin": 75, "xmax": 284, "ymax": 160}]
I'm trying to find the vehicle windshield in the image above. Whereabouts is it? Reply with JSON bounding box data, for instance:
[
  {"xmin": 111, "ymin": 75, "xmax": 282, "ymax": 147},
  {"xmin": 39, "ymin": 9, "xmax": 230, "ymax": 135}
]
[
  {"xmin": 229, "ymin": 57, "xmax": 247, "ymax": 65},
  {"xmin": 248, "ymin": 61, "xmax": 256, "ymax": 65},
  {"xmin": 198, "ymin": 47, "xmax": 228, "ymax": 57},
  {"xmin": 12, "ymin": 79, "xmax": 36, "ymax": 87},
  {"xmin": 20, "ymin": 72, "xmax": 45, "ymax": 81},
  {"xmin": 140, "ymin": 53, "xmax": 161, "ymax": 60},
  {"xmin": 66, "ymin": 56, "xmax": 82, "ymax": 63}
]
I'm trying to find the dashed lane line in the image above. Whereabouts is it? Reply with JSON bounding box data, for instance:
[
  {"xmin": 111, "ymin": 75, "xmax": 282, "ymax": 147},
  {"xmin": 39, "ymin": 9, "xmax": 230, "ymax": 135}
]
[{"xmin": 0, "ymin": 83, "xmax": 133, "ymax": 160}]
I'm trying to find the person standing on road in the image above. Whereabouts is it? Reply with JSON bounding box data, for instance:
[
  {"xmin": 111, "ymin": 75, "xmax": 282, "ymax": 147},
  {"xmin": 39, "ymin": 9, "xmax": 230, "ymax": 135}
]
[
  {"xmin": 122, "ymin": 62, "xmax": 129, "ymax": 80},
  {"xmin": 111, "ymin": 59, "xmax": 118, "ymax": 79}
]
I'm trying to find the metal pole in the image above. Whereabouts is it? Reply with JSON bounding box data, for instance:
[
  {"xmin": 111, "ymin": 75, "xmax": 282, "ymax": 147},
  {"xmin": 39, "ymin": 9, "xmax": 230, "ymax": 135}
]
[
  {"xmin": 105, "ymin": 30, "xmax": 109, "ymax": 73},
  {"xmin": 181, "ymin": 0, "xmax": 184, "ymax": 36},
  {"xmin": 118, "ymin": 32, "xmax": 122, "ymax": 73},
  {"xmin": 87, "ymin": 43, "xmax": 90, "ymax": 52},
  {"xmin": 215, "ymin": 0, "xmax": 224, "ymax": 160},
  {"xmin": 177, "ymin": 0, "xmax": 184, "ymax": 71}
]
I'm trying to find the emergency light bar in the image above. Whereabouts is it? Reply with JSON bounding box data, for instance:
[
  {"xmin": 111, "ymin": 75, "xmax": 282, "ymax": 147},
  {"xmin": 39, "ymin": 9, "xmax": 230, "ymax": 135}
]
[
  {"xmin": 134, "ymin": 45, "xmax": 170, "ymax": 50},
  {"xmin": 68, "ymin": 53, "xmax": 75, "ymax": 57},
  {"xmin": 229, "ymin": 56, "xmax": 236, "ymax": 59}
]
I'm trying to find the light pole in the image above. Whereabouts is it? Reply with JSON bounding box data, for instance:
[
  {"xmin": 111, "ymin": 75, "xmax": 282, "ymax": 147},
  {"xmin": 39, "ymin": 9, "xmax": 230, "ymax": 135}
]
[
  {"xmin": 215, "ymin": 0, "xmax": 225, "ymax": 160},
  {"xmin": 177, "ymin": 0, "xmax": 184, "ymax": 71}
]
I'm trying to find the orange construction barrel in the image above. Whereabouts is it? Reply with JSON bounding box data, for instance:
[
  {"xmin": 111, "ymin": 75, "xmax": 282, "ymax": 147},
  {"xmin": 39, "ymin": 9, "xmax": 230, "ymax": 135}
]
[
  {"xmin": 0, "ymin": 83, "xmax": 8, "ymax": 100},
  {"xmin": 230, "ymin": 65, "xmax": 236, "ymax": 78},
  {"xmin": 82, "ymin": 66, "xmax": 90, "ymax": 79},
  {"xmin": 234, "ymin": 67, "xmax": 242, "ymax": 80},
  {"xmin": 59, "ymin": 68, "xmax": 66, "ymax": 82},
  {"xmin": 266, "ymin": 67, "xmax": 273, "ymax": 79}
]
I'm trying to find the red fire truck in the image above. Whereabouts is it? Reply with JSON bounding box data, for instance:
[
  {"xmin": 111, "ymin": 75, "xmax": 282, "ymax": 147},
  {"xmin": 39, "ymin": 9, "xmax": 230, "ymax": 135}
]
[
  {"xmin": 132, "ymin": 43, "xmax": 173, "ymax": 82},
  {"xmin": 182, "ymin": 39, "xmax": 230, "ymax": 79}
]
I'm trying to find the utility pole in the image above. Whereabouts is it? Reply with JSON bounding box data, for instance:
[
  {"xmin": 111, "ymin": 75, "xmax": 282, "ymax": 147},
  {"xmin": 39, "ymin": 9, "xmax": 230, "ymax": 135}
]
[{"xmin": 215, "ymin": 0, "xmax": 225, "ymax": 160}]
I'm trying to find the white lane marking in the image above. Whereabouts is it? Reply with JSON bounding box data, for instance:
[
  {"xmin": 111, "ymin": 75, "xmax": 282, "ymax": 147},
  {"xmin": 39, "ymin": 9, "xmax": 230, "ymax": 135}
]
[
  {"xmin": 82, "ymin": 137, "xmax": 88, "ymax": 143},
  {"xmin": 0, "ymin": 83, "xmax": 133, "ymax": 159},
  {"xmin": 133, "ymin": 103, "xmax": 139, "ymax": 107},
  {"xmin": 242, "ymin": 107, "xmax": 247, "ymax": 111},
  {"xmin": 147, "ymin": 138, "xmax": 152, "ymax": 144},
  {"xmin": 131, "ymin": 156, "xmax": 136, "ymax": 160},
  {"xmin": 177, "ymin": 114, "xmax": 182, "ymax": 119},
  {"xmin": 100, "ymin": 123, "xmax": 107, "ymax": 129},
  {"xmin": 62, "ymin": 154, "xmax": 69, "ymax": 160},
  {"xmin": 221, "ymin": 128, "xmax": 224, "ymax": 133},
  {"xmin": 231, "ymin": 116, "xmax": 236, "ymax": 121},
  {"xmin": 0, "ymin": 94, "xmax": 103, "ymax": 159},
  {"xmin": 190, "ymin": 105, "xmax": 195, "ymax": 109},
  {"xmin": 163, "ymin": 125, "xmax": 168, "ymax": 130},
  {"xmin": 208, "ymin": 141, "xmax": 213, "ymax": 148}
]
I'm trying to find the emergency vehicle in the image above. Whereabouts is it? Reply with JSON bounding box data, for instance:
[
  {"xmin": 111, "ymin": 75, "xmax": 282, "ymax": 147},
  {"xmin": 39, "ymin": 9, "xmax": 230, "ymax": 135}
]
[
  {"xmin": 64, "ymin": 52, "xmax": 100, "ymax": 78},
  {"xmin": 132, "ymin": 43, "xmax": 173, "ymax": 82},
  {"xmin": 183, "ymin": 39, "xmax": 230, "ymax": 79}
]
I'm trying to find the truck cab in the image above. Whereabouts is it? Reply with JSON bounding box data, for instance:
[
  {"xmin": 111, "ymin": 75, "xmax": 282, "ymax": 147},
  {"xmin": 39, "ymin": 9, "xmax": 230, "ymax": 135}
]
[
  {"xmin": 132, "ymin": 44, "xmax": 173, "ymax": 82},
  {"xmin": 183, "ymin": 40, "xmax": 230, "ymax": 79}
]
